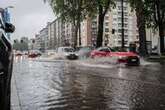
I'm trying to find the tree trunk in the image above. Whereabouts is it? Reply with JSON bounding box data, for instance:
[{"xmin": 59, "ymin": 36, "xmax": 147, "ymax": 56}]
[
  {"xmin": 78, "ymin": 0, "xmax": 82, "ymax": 47},
  {"xmin": 78, "ymin": 22, "xmax": 81, "ymax": 46},
  {"xmin": 155, "ymin": 0, "xmax": 165, "ymax": 54},
  {"xmin": 135, "ymin": 1, "xmax": 148, "ymax": 57},
  {"xmin": 96, "ymin": 5, "xmax": 104, "ymax": 48},
  {"xmin": 73, "ymin": 23, "xmax": 79, "ymax": 48},
  {"xmin": 159, "ymin": 24, "xmax": 165, "ymax": 54},
  {"xmin": 73, "ymin": 21, "xmax": 79, "ymax": 48}
]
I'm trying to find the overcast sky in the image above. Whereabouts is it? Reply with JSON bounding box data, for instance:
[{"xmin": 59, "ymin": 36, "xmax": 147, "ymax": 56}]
[{"xmin": 0, "ymin": 0, "xmax": 55, "ymax": 40}]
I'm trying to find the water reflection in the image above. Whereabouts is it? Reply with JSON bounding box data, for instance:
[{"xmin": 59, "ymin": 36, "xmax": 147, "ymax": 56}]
[{"xmin": 13, "ymin": 59, "xmax": 165, "ymax": 110}]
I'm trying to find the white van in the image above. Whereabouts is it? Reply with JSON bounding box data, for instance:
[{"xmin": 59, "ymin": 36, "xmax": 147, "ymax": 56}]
[{"xmin": 57, "ymin": 47, "xmax": 78, "ymax": 60}]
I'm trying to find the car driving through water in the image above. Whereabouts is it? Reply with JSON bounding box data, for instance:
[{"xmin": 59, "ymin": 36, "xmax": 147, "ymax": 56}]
[{"xmin": 90, "ymin": 46, "xmax": 140, "ymax": 66}]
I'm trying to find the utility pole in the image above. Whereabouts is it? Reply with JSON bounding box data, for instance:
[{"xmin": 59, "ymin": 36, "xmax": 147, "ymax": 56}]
[{"xmin": 121, "ymin": 0, "xmax": 125, "ymax": 49}]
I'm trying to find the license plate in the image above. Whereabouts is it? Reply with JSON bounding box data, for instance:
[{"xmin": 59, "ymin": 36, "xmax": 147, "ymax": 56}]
[{"xmin": 131, "ymin": 59, "xmax": 137, "ymax": 62}]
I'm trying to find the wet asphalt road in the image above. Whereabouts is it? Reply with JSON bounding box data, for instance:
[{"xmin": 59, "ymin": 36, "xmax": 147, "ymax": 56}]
[{"xmin": 12, "ymin": 56, "xmax": 165, "ymax": 110}]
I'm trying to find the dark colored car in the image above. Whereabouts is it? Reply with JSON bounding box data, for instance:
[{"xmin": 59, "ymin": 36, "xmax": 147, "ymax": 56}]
[
  {"xmin": 0, "ymin": 9, "xmax": 15, "ymax": 110},
  {"xmin": 90, "ymin": 47, "xmax": 140, "ymax": 66}
]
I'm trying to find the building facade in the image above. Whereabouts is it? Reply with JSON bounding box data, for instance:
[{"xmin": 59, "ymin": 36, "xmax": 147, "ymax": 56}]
[
  {"xmin": 39, "ymin": 27, "xmax": 49, "ymax": 51},
  {"xmin": 80, "ymin": 1, "xmax": 138, "ymax": 47},
  {"xmin": 37, "ymin": 1, "xmax": 140, "ymax": 50},
  {"xmin": 28, "ymin": 38, "xmax": 36, "ymax": 50}
]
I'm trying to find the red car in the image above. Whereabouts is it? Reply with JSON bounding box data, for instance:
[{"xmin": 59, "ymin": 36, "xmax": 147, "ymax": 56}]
[{"xmin": 90, "ymin": 47, "xmax": 140, "ymax": 66}]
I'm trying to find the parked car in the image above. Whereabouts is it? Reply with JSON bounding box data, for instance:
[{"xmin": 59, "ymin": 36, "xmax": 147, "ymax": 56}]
[
  {"xmin": 0, "ymin": 8, "xmax": 15, "ymax": 110},
  {"xmin": 57, "ymin": 47, "xmax": 78, "ymax": 60},
  {"xmin": 28, "ymin": 50, "xmax": 42, "ymax": 58},
  {"xmin": 90, "ymin": 47, "xmax": 140, "ymax": 66},
  {"xmin": 14, "ymin": 51, "xmax": 23, "ymax": 56},
  {"xmin": 77, "ymin": 46, "xmax": 94, "ymax": 59}
]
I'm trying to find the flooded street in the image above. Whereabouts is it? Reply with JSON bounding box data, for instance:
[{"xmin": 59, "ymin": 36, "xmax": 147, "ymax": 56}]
[{"xmin": 12, "ymin": 57, "xmax": 165, "ymax": 110}]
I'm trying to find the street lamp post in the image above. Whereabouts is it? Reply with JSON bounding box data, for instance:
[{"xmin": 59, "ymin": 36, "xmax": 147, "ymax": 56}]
[{"xmin": 121, "ymin": 0, "xmax": 125, "ymax": 49}]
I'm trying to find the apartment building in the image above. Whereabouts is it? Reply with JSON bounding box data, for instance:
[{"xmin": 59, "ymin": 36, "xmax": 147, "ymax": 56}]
[
  {"xmin": 44, "ymin": 18, "xmax": 73, "ymax": 49},
  {"xmin": 29, "ymin": 38, "xmax": 36, "ymax": 50},
  {"xmin": 34, "ymin": 34, "xmax": 41, "ymax": 50},
  {"xmin": 39, "ymin": 27, "xmax": 49, "ymax": 51},
  {"xmin": 48, "ymin": 21, "xmax": 56, "ymax": 49},
  {"xmin": 110, "ymin": 1, "xmax": 138, "ymax": 47},
  {"xmin": 81, "ymin": 17, "xmax": 96, "ymax": 47},
  {"xmin": 63, "ymin": 22, "xmax": 75, "ymax": 46},
  {"xmin": 81, "ymin": 1, "xmax": 138, "ymax": 47}
]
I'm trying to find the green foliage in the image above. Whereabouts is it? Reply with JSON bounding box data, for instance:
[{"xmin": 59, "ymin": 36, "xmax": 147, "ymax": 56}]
[
  {"xmin": 49, "ymin": 0, "xmax": 94, "ymax": 23},
  {"xmin": 13, "ymin": 39, "xmax": 28, "ymax": 51},
  {"xmin": 145, "ymin": 0, "xmax": 165, "ymax": 29},
  {"xmin": 129, "ymin": 0, "xmax": 165, "ymax": 29}
]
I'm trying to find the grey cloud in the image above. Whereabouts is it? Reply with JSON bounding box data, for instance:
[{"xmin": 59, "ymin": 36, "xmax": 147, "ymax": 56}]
[{"xmin": 0, "ymin": 0, "xmax": 55, "ymax": 40}]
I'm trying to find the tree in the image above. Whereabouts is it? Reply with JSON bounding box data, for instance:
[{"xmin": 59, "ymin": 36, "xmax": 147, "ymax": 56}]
[
  {"xmin": 129, "ymin": 0, "xmax": 148, "ymax": 56},
  {"xmin": 13, "ymin": 39, "xmax": 20, "ymax": 50},
  {"xmin": 145, "ymin": 0, "xmax": 165, "ymax": 54},
  {"xmin": 13, "ymin": 39, "xmax": 28, "ymax": 51},
  {"xmin": 93, "ymin": 0, "xmax": 115, "ymax": 47},
  {"xmin": 47, "ymin": 0, "xmax": 93, "ymax": 48}
]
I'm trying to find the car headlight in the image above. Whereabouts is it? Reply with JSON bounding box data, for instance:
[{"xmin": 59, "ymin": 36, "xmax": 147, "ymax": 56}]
[
  {"xmin": 65, "ymin": 53, "xmax": 69, "ymax": 56},
  {"xmin": 75, "ymin": 53, "xmax": 79, "ymax": 56}
]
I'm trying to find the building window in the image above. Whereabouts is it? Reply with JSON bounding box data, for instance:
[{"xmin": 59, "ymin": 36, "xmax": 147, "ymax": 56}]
[
  {"xmin": 105, "ymin": 34, "xmax": 109, "ymax": 38},
  {"xmin": 124, "ymin": 18, "xmax": 128, "ymax": 22},
  {"xmin": 136, "ymin": 35, "xmax": 139, "ymax": 39},
  {"xmin": 118, "ymin": 29, "xmax": 128, "ymax": 33},
  {"xmin": 105, "ymin": 28, "xmax": 109, "ymax": 32},
  {"xmin": 105, "ymin": 22, "xmax": 109, "ymax": 26},
  {"xmin": 125, "ymin": 35, "xmax": 128, "ymax": 39},
  {"xmin": 118, "ymin": 12, "xmax": 122, "ymax": 15},
  {"xmin": 118, "ymin": 23, "xmax": 128, "ymax": 28},
  {"xmin": 105, "ymin": 16, "xmax": 109, "ymax": 20},
  {"xmin": 113, "ymin": 18, "xmax": 117, "ymax": 21},
  {"xmin": 125, "ymin": 29, "xmax": 128, "ymax": 33},
  {"xmin": 124, "ymin": 12, "xmax": 128, "ymax": 16},
  {"xmin": 118, "ymin": 29, "xmax": 122, "ymax": 33},
  {"xmin": 118, "ymin": 40, "xmax": 121, "ymax": 44},
  {"xmin": 124, "ymin": 24, "xmax": 128, "ymax": 27},
  {"xmin": 123, "ymin": 7, "xmax": 127, "ymax": 10},
  {"xmin": 118, "ymin": 17, "xmax": 121, "ymax": 21},
  {"xmin": 118, "ymin": 6, "xmax": 122, "ymax": 10}
]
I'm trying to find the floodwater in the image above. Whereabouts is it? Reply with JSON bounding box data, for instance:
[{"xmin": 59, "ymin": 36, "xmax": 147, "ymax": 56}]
[{"xmin": 12, "ymin": 56, "xmax": 165, "ymax": 110}]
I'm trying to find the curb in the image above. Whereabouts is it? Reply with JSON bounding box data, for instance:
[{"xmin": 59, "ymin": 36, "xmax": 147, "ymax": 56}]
[{"xmin": 11, "ymin": 74, "xmax": 21, "ymax": 110}]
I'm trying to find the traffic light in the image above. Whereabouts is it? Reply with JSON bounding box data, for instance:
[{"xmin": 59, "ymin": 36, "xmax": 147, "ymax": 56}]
[
  {"xmin": 14, "ymin": 40, "xmax": 17, "ymax": 43},
  {"xmin": 112, "ymin": 29, "xmax": 115, "ymax": 34},
  {"xmin": 32, "ymin": 39, "xmax": 35, "ymax": 43},
  {"xmin": 20, "ymin": 40, "xmax": 23, "ymax": 43}
]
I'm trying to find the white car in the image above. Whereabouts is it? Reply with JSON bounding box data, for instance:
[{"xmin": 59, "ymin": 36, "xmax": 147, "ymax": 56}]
[{"xmin": 57, "ymin": 47, "xmax": 78, "ymax": 60}]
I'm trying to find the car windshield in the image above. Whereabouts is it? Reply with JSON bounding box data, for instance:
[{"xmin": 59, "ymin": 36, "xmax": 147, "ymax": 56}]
[
  {"xmin": 97, "ymin": 47, "xmax": 110, "ymax": 52},
  {"xmin": 64, "ymin": 48, "xmax": 74, "ymax": 52},
  {"xmin": 80, "ymin": 47, "xmax": 91, "ymax": 51},
  {"xmin": 110, "ymin": 48, "xmax": 117, "ymax": 52},
  {"xmin": 111, "ymin": 47, "xmax": 128, "ymax": 52}
]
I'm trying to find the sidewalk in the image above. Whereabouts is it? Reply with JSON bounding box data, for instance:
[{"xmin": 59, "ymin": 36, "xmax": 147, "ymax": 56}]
[
  {"xmin": 11, "ymin": 74, "xmax": 21, "ymax": 110},
  {"xmin": 146, "ymin": 55, "xmax": 165, "ymax": 62}
]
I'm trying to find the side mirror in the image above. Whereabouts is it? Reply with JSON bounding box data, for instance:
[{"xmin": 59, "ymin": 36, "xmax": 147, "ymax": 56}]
[{"xmin": 5, "ymin": 23, "xmax": 15, "ymax": 33}]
